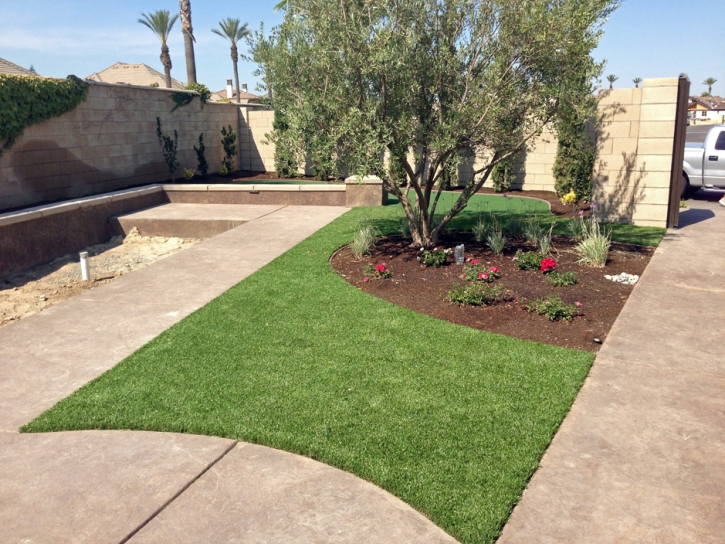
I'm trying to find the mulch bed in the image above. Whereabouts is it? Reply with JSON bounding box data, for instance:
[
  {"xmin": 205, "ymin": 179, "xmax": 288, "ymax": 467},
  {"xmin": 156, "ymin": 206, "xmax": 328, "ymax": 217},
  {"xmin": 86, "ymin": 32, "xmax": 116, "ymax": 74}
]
[{"xmin": 331, "ymin": 233, "xmax": 654, "ymax": 352}]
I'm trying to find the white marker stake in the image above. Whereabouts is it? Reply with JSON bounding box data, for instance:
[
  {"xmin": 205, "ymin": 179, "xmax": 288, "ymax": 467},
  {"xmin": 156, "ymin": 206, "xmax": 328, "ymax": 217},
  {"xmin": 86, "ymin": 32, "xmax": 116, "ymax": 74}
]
[{"xmin": 80, "ymin": 252, "xmax": 90, "ymax": 281}]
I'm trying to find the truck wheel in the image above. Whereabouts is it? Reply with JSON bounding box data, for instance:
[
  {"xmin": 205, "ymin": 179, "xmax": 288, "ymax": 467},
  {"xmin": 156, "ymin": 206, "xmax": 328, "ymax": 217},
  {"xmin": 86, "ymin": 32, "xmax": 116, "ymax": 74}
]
[{"xmin": 681, "ymin": 173, "xmax": 691, "ymax": 198}]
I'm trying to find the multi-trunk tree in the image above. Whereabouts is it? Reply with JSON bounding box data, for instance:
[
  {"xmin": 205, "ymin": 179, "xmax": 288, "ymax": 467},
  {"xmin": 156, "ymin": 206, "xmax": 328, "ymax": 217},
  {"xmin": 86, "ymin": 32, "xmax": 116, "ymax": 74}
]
[{"xmin": 253, "ymin": 0, "xmax": 618, "ymax": 245}]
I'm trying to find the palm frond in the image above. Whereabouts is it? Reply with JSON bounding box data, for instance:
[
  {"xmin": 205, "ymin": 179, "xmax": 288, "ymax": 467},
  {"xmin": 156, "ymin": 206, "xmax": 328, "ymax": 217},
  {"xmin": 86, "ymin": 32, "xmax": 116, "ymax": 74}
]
[
  {"xmin": 212, "ymin": 17, "xmax": 251, "ymax": 43},
  {"xmin": 139, "ymin": 10, "xmax": 179, "ymax": 43}
]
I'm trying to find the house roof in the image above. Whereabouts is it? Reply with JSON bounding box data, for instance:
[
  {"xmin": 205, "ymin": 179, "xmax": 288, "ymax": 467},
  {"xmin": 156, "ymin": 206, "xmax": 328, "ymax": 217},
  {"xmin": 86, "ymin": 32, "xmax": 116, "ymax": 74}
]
[
  {"xmin": 211, "ymin": 88, "xmax": 262, "ymax": 103},
  {"xmin": 0, "ymin": 57, "xmax": 38, "ymax": 77},
  {"xmin": 689, "ymin": 95, "xmax": 725, "ymax": 111},
  {"xmin": 86, "ymin": 62, "xmax": 185, "ymax": 89}
]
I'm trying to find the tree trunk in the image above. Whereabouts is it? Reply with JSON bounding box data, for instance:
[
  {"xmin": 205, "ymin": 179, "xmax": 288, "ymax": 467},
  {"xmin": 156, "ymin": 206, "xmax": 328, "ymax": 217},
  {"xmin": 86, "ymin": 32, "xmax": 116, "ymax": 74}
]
[
  {"xmin": 161, "ymin": 44, "xmax": 172, "ymax": 88},
  {"xmin": 231, "ymin": 43, "xmax": 240, "ymax": 103},
  {"xmin": 179, "ymin": 0, "xmax": 197, "ymax": 84}
]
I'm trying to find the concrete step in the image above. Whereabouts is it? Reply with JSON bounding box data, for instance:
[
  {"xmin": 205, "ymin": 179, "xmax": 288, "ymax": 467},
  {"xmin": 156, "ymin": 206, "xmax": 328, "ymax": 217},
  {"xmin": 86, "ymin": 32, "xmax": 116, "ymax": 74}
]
[{"xmin": 111, "ymin": 203, "xmax": 287, "ymax": 238}]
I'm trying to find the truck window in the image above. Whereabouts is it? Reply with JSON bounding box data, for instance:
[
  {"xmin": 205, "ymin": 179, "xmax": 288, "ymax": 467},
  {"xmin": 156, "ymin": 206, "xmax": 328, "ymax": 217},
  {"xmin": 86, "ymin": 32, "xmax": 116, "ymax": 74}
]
[{"xmin": 716, "ymin": 131, "xmax": 725, "ymax": 151}]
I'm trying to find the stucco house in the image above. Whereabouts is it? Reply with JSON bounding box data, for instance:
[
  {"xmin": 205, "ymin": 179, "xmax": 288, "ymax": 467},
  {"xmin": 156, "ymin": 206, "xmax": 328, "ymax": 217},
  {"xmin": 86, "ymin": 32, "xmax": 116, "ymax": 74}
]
[
  {"xmin": 0, "ymin": 57, "xmax": 38, "ymax": 77},
  {"xmin": 688, "ymin": 96, "xmax": 725, "ymax": 122},
  {"xmin": 210, "ymin": 80, "xmax": 261, "ymax": 103}
]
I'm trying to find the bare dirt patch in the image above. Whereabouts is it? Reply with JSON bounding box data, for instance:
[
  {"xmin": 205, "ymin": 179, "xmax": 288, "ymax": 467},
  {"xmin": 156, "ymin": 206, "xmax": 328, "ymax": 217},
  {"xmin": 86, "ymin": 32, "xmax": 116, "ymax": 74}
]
[
  {"xmin": 331, "ymin": 233, "xmax": 654, "ymax": 352},
  {"xmin": 0, "ymin": 228, "xmax": 201, "ymax": 327}
]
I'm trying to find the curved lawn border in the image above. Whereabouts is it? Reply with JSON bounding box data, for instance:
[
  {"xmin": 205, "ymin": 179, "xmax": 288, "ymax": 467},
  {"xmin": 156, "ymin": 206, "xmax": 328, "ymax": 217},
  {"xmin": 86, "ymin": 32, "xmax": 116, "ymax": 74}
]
[{"xmin": 25, "ymin": 196, "xmax": 598, "ymax": 543}]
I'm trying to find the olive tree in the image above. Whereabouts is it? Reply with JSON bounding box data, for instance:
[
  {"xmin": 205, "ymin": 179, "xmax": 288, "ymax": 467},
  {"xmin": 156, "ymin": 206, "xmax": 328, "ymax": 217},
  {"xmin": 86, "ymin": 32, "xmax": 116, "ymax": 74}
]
[{"xmin": 253, "ymin": 0, "xmax": 618, "ymax": 245}]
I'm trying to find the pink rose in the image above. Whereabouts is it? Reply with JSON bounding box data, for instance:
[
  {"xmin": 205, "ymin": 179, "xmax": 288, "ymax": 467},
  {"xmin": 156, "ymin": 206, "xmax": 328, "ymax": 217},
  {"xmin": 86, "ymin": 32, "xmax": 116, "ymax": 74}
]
[
  {"xmin": 471, "ymin": 259, "xmax": 479, "ymax": 265},
  {"xmin": 490, "ymin": 267, "xmax": 499, "ymax": 273},
  {"xmin": 364, "ymin": 277, "xmax": 370, "ymax": 282},
  {"xmin": 482, "ymin": 273, "xmax": 489, "ymax": 280}
]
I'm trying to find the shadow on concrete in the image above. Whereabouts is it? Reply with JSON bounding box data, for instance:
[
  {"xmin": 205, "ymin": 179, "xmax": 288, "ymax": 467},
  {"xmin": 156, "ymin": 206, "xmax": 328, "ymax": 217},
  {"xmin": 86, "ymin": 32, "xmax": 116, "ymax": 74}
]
[{"xmin": 677, "ymin": 207, "xmax": 716, "ymax": 228}]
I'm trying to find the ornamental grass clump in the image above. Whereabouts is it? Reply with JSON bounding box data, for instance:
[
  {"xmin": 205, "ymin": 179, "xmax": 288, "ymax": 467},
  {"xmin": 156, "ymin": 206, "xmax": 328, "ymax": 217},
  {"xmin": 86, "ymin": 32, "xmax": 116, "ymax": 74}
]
[
  {"xmin": 350, "ymin": 224, "xmax": 377, "ymax": 259},
  {"xmin": 446, "ymin": 282, "xmax": 513, "ymax": 306},
  {"xmin": 547, "ymin": 271, "xmax": 578, "ymax": 286},
  {"xmin": 567, "ymin": 215, "xmax": 585, "ymax": 241},
  {"xmin": 525, "ymin": 295, "xmax": 581, "ymax": 321},
  {"xmin": 576, "ymin": 218, "xmax": 611, "ymax": 267},
  {"xmin": 486, "ymin": 229, "xmax": 507, "ymax": 254},
  {"xmin": 472, "ymin": 213, "xmax": 497, "ymax": 243},
  {"xmin": 462, "ymin": 260, "xmax": 500, "ymax": 283},
  {"xmin": 506, "ymin": 217, "xmax": 524, "ymax": 239},
  {"xmin": 523, "ymin": 218, "xmax": 546, "ymax": 244}
]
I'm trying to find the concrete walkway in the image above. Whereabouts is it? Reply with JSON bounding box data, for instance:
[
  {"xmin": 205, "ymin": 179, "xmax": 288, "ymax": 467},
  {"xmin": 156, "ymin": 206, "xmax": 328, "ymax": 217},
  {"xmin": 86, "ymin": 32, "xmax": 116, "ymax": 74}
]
[
  {"xmin": 500, "ymin": 196, "xmax": 725, "ymax": 543},
  {"xmin": 0, "ymin": 203, "xmax": 455, "ymax": 543}
]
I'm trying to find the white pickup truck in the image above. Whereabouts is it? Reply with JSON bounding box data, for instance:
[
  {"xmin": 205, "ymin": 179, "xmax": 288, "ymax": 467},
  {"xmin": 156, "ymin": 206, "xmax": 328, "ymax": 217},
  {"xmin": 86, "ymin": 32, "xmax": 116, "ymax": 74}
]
[{"xmin": 683, "ymin": 125, "xmax": 725, "ymax": 195}]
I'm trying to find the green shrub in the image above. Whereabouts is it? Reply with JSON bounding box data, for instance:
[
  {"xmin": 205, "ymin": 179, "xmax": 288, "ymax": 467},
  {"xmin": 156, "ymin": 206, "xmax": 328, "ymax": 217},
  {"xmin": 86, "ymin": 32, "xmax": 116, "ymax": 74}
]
[
  {"xmin": 515, "ymin": 251, "xmax": 543, "ymax": 271},
  {"xmin": 462, "ymin": 262, "xmax": 500, "ymax": 283},
  {"xmin": 491, "ymin": 155, "xmax": 514, "ymax": 193},
  {"xmin": 220, "ymin": 125, "xmax": 237, "ymax": 174},
  {"xmin": 525, "ymin": 295, "xmax": 580, "ymax": 321},
  {"xmin": 155, "ymin": 117, "xmax": 179, "ymax": 182},
  {"xmin": 546, "ymin": 271, "xmax": 578, "ymax": 286},
  {"xmin": 183, "ymin": 168, "xmax": 195, "ymax": 181},
  {"xmin": 446, "ymin": 283, "xmax": 513, "ymax": 306},
  {"xmin": 350, "ymin": 224, "xmax": 377, "ymax": 259},
  {"xmin": 419, "ymin": 249, "xmax": 448, "ymax": 267},
  {"xmin": 185, "ymin": 82, "xmax": 211, "ymax": 103},
  {"xmin": 576, "ymin": 219, "xmax": 611, "ymax": 267},
  {"xmin": 193, "ymin": 133, "xmax": 209, "ymax": 176}
]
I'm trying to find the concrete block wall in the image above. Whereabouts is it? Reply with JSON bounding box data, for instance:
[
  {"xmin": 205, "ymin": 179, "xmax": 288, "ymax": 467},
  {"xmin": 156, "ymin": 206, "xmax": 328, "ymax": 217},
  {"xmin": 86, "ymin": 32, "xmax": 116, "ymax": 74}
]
[
  {"xmin": 238, "ymin": 107, "xmax": 276, "ymax": 173},
  {"xmin": 0, "ymin": 81, "xmax": 239, "ymax": 212},
  {"xmin": 592, "ymin": 78, "xmax": 679, "ymax": 228}
]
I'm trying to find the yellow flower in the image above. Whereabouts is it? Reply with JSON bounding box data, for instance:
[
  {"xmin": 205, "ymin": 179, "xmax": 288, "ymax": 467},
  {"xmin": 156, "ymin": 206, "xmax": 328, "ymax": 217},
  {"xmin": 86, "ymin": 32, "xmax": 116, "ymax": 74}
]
[{"xmin": 561, "ymin": 190, "xmax": 577, "ymax": 205}]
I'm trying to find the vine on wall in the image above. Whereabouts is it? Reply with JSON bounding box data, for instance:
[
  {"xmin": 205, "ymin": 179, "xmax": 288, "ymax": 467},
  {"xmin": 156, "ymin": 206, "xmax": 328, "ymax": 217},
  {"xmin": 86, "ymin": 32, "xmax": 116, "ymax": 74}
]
[{"xmin": 0, "ymin": 75, "xmax": 89, "ymax": 156}]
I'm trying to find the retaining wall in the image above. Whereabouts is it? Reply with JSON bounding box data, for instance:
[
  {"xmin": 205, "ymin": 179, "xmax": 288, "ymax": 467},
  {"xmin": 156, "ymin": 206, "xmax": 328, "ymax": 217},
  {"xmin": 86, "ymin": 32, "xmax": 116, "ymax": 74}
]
[{"xmin": 0, "ymin": 82, "xmax": 239, "ymax": 212}]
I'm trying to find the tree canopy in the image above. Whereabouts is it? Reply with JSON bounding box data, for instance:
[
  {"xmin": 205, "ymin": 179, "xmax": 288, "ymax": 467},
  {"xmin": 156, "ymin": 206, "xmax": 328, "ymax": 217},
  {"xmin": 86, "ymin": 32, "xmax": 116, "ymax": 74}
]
[{"xmin": 253, "ymin": 0, "xmax": 619, "ymax": 245}]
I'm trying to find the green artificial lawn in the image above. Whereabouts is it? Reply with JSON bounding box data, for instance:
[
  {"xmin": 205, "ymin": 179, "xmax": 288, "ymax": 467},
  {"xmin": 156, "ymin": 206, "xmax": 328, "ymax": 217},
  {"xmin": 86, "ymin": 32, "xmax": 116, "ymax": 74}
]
[
  {"xmin": 232, "ymin": 178, "xmax": 339, "ymax": 185},
  {"xmin": 24, "ymin": 193, "xmax": 660, "ymax": 542}
]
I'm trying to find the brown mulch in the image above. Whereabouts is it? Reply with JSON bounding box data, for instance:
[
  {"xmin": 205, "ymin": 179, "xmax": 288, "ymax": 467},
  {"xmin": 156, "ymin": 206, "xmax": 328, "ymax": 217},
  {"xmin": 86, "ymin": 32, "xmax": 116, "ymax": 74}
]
[{"xmin": 331, "ymin": 233, "xmax": 653, "ymax": 353}]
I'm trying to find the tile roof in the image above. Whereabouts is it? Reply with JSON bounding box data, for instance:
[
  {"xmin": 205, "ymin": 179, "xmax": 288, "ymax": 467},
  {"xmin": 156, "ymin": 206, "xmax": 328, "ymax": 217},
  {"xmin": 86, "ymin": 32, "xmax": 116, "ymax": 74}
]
[
  {"xmin": 0, "ymin": 57, "xmax": 37, "ymax": 77},
  {"xmin": 86, "ymin": 62, "xmax": 185, "ymax": 89},
  {"xmin": 211, "ymin": 88, "xmax": 262, "ymax": 103},
  {"xmin": 689, "ymin": 95, "xmax": 725, "ymax": 111}
]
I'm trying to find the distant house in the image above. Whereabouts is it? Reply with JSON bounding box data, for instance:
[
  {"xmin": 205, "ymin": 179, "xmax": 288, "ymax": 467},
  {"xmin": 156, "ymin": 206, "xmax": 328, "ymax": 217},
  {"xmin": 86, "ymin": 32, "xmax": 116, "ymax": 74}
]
[
  {"xmin": 688, "ymin": 96, "xmax": 725, "ymax": 122},
  {"xmin": 0, "ymin": 57, "xmax": 38, "ymax": 77},
  {"xmin": 86, "ymin": 62, "xmax": 185, "ymax": 89},
  {"xmin": 210, "ymin": 80, "xmax": 261, "ymax": 104}
]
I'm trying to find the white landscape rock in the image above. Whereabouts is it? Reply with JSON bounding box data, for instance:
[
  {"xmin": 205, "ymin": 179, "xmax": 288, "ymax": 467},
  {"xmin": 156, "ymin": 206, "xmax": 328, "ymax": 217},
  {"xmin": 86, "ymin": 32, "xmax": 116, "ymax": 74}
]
[{"xmin": 604, "ymin": 272, "xmax": 639, "ymax": 285}]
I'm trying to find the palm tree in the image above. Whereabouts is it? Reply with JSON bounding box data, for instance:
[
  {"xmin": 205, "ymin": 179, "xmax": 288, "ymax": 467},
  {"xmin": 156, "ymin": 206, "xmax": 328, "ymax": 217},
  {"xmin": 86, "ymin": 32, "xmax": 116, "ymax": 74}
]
[
  {"xmin": 139, "ymin": 10, "xmax": 179, "ymax": 88},
  {"xmin": 179, "ymin": 0, "xmax": 197, "ymax": 84},
  {"xmin": 212, "ymin": 18, "xmax": 251, "ymax": 104},
  {"xmin": 632, "ymin": 77, "xmax": 642, "ymax": 88},
  {"xmin": 703, "ymin": 77, "xmax": 717, "ymax": 95},
  {"xmin": 606, "ymin": 74, "xmax": 618, "ymax": 90}
]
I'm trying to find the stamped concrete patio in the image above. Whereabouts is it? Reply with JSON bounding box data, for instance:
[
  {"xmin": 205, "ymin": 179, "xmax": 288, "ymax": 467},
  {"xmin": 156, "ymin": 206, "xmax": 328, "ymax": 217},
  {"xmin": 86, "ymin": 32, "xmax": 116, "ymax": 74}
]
[{"xmin": 499, "ymin": 193, "xmax": 725, "ymax": 543}]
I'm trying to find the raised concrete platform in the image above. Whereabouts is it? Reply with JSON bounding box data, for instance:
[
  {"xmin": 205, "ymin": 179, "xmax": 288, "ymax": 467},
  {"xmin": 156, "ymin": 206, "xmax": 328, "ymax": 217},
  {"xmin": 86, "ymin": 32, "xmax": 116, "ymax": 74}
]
[
  {"xmin": 499, "ymin": 195, "xmax": 725, "ymax": 543},
  {"xmin": 112, "ymin": 203, "xmax": 285, "ymax": 238}
]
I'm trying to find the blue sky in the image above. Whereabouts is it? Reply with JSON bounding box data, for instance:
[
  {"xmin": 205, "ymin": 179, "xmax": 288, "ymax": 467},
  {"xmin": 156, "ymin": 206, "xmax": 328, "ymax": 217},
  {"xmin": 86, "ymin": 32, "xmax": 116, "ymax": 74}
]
[{"xmin": 0, "ymin": 0, "xmax": 723, "ymax": 96}]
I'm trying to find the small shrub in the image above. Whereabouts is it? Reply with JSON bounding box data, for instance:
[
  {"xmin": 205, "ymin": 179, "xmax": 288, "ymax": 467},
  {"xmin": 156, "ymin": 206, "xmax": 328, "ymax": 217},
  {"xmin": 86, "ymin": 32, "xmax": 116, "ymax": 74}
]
[
  {"xmin": 576, "ymin": 219, "xmax": 611, "ymax": 267},
  {"xmin": 220, "ymin": 125, "xmax": 237, "ymax": 174},
  {"xmin": 400, "ymin": 219, "xmax": 411, "ymax": 238},
  {"xmin": 505, "ymin": 217, "xmax": 524, "ymax": 238},
  {"xmin": 547, "ymin": 271, "xmax": 578, "ymax": 286},
  {"xmin": 418, "ymin": 249, "xmax": 448, "ymax": 267},
  {"xmin": 525, "ymin": 295, "xmax": 580, "ymax": 321},
  {"xmin": 446, "ymin": 283, "xmax": 513, "ymax": 306},
  {"xmin": 472, "ymin": 213, "xmax": 496, "ymax": 242},
  {"xmin": 219, "ymin": 162, "xmax": 229, "ymax": 176},
  {"xmin": 155, "ymin": 117, "xmax": 179, "ymax": 182},
  {"xmin": 567, "ymin": 217, "xmax": 585, "ymax": 240},
  {"xmin": 463, "ymin": 261, "xmax": 500, "ymax": 283},
  {"xmin": 193, "ymin": 133, "xmax": 209, "ymax": 176},
  {"xmin": 185, "ymin": 82, "xmax": 211, "ymax": 103},
  {"xmin": 486, "ymin": 230, "xmax": 507, "ymax": 254},
  {"xmin": 364, "ymin": 262, "xmax": 392, "ymax": 280},
  {"xmin": 540, "ymin": 257, "xmax": 557, "ymax": 273},
  {"xmin": 491, "ymin": 155, "xmax": 514, "ymax": 193},
  {"xmin": 514, "ymin": 251, "xmax": 543, "ymax": 271},
  {"xmin": 350, "ymin": 224, "xmax": 377, "ymax": 259},
  {"xmin": 183, "ymin": 168, "xmax": 195, "ymax": 181},
  {"xmin": 523, "ymin": 218, "xmax": 546, "ymax": 244}
]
